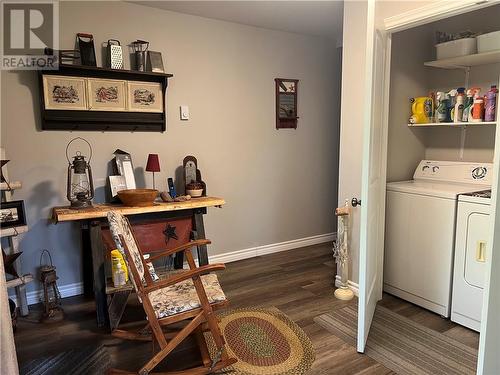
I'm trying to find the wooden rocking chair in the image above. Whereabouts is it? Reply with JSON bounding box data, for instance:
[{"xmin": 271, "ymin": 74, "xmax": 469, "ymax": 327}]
[{"xmin": 106, "ymin": 211, "xmax": 236, "ymax": 375}]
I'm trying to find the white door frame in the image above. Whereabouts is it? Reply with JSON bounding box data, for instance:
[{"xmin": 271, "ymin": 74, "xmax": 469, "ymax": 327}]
[
  {"xmin": 383, "ymin": 0, "xmax": 498, "ymax": 33},
  {"xmin": 369, "ymin": 1, "xmax": 500, "ymax": 373}
]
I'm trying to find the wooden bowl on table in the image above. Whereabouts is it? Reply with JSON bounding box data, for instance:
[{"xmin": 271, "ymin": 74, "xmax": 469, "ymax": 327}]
[{"xmin": 117, "ymin": 189, "xmax": 158, "ymax": 207}]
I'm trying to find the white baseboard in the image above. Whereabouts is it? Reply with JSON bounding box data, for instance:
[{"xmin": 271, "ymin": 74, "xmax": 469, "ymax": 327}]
[
  {"xmin": 335, "ymin": 275, "xmax": 359, "ymax": 297},
  {"xmin": 9, "ymin": 282, "xmax": 84, "ymax": 307},
  {"xmin": 12, "ymin": 233, "xmax": 334, "ymax": 306},
  {"xmin": 209, "ymin": 233, "xmax": 335, "ymax": 263}
]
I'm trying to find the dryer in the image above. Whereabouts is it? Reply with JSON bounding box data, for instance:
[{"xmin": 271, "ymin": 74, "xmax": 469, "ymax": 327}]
[
  {"xmin": 451, "ymin": 190, "xmax": 491, "ymax": 331},
  {"xmin": 384, "ymin": 160, "xmax": 492, "ymax": 317}
]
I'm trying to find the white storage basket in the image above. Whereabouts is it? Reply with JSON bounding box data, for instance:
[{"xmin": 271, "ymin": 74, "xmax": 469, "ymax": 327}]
[
  {"xmin": 477, "ymin": 31, "xmax": 500, "ymax": 53},
  {"xmin": 436, "ymin": 38, "xmax": 476, "ymax": 60}
]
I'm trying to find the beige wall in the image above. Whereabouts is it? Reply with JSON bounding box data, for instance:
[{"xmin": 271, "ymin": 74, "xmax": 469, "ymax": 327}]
[{"xmin": 0, "ymin": 1, "xmax": 341, "ymax": 293}]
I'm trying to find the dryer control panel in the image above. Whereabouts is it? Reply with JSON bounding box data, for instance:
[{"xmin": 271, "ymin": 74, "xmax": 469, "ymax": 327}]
[{"xmin": 414, "ymin": 160, "xmax": 493, "ymax": 185}]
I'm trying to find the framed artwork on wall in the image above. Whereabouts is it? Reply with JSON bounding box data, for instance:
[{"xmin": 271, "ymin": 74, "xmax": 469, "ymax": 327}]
[
  {"xmin": 128, "ymin": 81, "xmax": 163, "ymax": 113},
  {"xmin": 43, "ymin": 75, "xmax": 87, "ymax": 110},
  {"xmin": 87, "ymin": 78, "xmax": 127, "ymax": 111},
  {"xmin": 0, "ymin": 200, "xmax": 27, "ymax": 229},
  {"xmin": 275, "ymin": 78, "xmax": 299, "ymax": 129}
]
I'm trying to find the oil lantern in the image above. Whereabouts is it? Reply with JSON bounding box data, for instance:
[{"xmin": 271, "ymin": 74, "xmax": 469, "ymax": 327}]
[
  {"xmin": 39, "ymin": 250, "xmax": 64, "ymax": 323},
  {"xmin": 66, "ymin": 137, "xmax": 94, "ymax": 209}
]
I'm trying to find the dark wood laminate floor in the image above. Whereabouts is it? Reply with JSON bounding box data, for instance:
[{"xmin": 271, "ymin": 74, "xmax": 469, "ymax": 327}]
[{"xmin": 14, "ymin": 243, "xmax": 479, "ymax": 374}]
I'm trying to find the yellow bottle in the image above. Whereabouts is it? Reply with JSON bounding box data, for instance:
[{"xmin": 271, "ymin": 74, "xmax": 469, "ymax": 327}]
[
  {"xmin": 111, "ymin": 249, "xmax": 128, "ymax": 283},
  {"xmin": 409, "ymin": 97, "xmax": 433, "ymax": 124}
]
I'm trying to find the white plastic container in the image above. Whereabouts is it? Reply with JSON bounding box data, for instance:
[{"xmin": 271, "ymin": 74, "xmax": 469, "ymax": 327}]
[
  {"xmin": 477, "ymin": 31, "xmax": 500, "ymax": 53},
  {"xmin": 436, "ymin": 38, "xmax": 477, "ymax": 60}
]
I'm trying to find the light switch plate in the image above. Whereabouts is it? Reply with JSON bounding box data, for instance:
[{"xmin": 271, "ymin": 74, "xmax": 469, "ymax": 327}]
[{"xmin": 180, "ymin": 105, "xmax": 189, "ymax": 120}]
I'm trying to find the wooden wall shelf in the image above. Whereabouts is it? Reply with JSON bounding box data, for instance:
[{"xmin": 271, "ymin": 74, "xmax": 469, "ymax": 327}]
[
  {"xmin": 40, "ymin": 64, "xmax": 173, "ymax": 132},
  {"xmin": 0, "ymin": 225, "xmax": 29, "ymax": 238},
  {"xmin": 0, "ymin": 181, "xmax": 22, "ymax": 191},
  {"xmin": 6, "ymin": 274, "xmax": 33, "ymax": 289}
]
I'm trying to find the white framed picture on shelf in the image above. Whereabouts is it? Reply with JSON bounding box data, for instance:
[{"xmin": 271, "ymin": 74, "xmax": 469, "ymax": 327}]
[
  {"xmin": 127, "ymin": 81, "xmax": 163, "ymax": 113},
  {"xmin": 87, "ymin": 78, "xmax": 127, "ymax": 111},
  {"xmin": 42, "ymin": 75, "xmax": 87, "ymax": 110}
]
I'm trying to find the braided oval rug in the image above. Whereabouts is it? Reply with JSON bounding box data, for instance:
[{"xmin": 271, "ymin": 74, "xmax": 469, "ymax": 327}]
[{"xmin": 205, "ymin": 307, "xmax": 315, "ymax": 375}]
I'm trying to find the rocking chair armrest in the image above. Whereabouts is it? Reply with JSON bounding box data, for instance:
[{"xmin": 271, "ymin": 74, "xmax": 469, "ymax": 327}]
[
  {"xmin": 143, "ymin": 263, "xmax": 226, "ymax": 293},
  {"xmin": 147, "ymin": 239, "xmax": 212, "ymax": 262}
]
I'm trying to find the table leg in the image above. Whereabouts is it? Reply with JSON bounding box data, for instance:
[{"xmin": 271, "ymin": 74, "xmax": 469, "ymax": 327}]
[
  {"xmin": 193, "ymin": 209, "xmax": 209, "ymax": 266},
  {"xmin": 15, "ymin": 284, "xmax": 29, "ymax": 317},
  {"xmin": 81, "ymin": 222, "xmax": 94, "ymax": 297},
  {"xmin": 90, "ymin": 221, "xmax": 109, "ymax": 328}
]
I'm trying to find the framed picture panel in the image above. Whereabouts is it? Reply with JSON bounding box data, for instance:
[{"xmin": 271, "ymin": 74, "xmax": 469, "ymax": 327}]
[
  {"xmin": 87, "ymin": 78, "xmax": 127, "ymax": 111},
  {"xmin": 275, "ymin": 78, "xmax": 298, "ymax": 129},
  {"xmin": 0, "ymin": 200, "xmax": 27, "ymax": 229},
  {"xmin": 43, "ymin": 75, "xmax": 87, "ymax": 110},
  {"xmin": 128, "ymin": 81, "xmax": 163, "ymax": 113},
  {"xmin": 40, "ymin": 65, "xmax": 172, "ymax": 131}
]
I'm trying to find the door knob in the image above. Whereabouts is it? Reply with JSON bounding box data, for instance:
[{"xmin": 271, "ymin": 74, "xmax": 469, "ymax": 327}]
[{"xmin": 351, "ymin": 198, "xmax": 361, "ymax": 207}]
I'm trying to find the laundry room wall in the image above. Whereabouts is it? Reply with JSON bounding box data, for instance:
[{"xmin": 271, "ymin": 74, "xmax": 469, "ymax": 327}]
[
  {"xmin": 424, "ymin": 6, "xmax": 500, "ymax": 163},
  {"xmin": 387, "ymin": 5, "xmax": 500, "ymax": 183}
]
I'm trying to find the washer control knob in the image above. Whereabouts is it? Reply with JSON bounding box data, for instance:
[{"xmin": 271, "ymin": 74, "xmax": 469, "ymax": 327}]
[
  {"xmin": 432, "ymin": 166, "xmax": 440, "ymax": 173},
  {"xmin": 472, "ymin": 166, "xmax": 487, "ymax": 180}
]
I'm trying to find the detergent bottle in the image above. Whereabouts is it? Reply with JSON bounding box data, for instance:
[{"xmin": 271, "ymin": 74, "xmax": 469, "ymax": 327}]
[
  {"xmin": 471, "ymin": 96, "xmax": 485, "ymax": 122},
  {"xmin": 429, "ymin": 92, "xmax": 436, "ymax": 122},
  {"xmin": 453, "ymin": 88, "xmax": 465, "ymax": 123},
  {"xmin": 409, "ymin": 97, "xmax": 433, "ymax": 124},
  {"xmin": 447, "ymin": 89, "xmax": 457, "ymax": 122},
  {"xmin": 112, "ymin": 260, "xmax": 126, "ymax": 288},
  {"xmin": 436, "ymin": 92, "xmax": 448, "ymax": 123},
  {"xmin": 111, "ymin": 249, "xmax": 128, "ymax": 282},
  {"xmin": 485, "ymin": 85, "xmax": 498, "ymax": 122},
  {"xmin": 462, "ymin": 89, "xmax": 474, "ymax": 122}
]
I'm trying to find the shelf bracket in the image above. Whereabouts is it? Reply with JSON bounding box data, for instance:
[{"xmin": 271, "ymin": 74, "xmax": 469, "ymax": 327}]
[
  {"xmin": 459, "ymin": 126, "xmax": 467, "ymax": 160},
  {"xmin": 464, "ymin": 66, "xmax": 471, "ymax": 88}
]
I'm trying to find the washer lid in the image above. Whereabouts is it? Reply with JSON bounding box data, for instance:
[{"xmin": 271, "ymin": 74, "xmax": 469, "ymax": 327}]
[{"xmin": 386, "ymin": 180, "xmax": 489, "ymax": 199}]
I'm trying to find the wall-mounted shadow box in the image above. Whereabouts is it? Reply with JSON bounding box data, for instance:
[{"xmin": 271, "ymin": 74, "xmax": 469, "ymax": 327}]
[
  {"xmin": 275, "ymin": 78, "xmax": 298, "ymax": 129},
  {"xmin": 39, "ymin": 64, "xmax": 173, "ymax": 132}
]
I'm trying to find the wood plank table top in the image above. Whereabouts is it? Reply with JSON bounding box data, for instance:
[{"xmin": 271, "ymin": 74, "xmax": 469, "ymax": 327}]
[{"xmin": 52, "ymin": 196, "xmax": 225, "ymax": 223}]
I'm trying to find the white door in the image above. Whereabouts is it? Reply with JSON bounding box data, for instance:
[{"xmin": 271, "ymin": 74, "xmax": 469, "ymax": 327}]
[
  {"xmin": 357, "ymin": 0, "xmax": 390, "ymax": 353},
  {"xmin": 477, "ymin": 74, "xmax": 500, "ymax": 375}
]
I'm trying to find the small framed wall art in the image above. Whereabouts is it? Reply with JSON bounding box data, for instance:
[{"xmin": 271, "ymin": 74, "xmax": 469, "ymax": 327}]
[
  {"xmin": 275, "ymin": 78, "xmax": 299, "ymax": 129},
  {"xmin": 87, "ymin": 78, "xmax": 127, "ymax": 111},
  {"xmin": 128, "ymin": 81, "xmax": 163, "ymax": 113},
  {"xmin": 0, "ymin": 200, "xmax": 27, "ymax": 229},
  {"xmin": 43, "ymin": 75, "xmax": 87, "ymax": 110}
]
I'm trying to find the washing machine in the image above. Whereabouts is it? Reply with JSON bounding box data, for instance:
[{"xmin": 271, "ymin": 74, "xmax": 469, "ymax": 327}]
[
  {"xmin": 384, "ymin": 160, "xmax": 492, "ymax": 317},
  {"xmin": 451, "ymin": 190, "xmax": 491, "ymax": 331}
]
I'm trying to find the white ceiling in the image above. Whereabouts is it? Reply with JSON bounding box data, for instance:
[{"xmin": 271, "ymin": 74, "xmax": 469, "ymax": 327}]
[{"xmin": 132, "ymin": 1, "xmax": 344, "ymax": 42}]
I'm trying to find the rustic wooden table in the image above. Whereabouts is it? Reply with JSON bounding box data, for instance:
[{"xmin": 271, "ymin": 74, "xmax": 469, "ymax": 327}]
[{"xmin": 52, "ymin": 197, "xmax": 225, "ymax": 329}]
